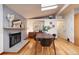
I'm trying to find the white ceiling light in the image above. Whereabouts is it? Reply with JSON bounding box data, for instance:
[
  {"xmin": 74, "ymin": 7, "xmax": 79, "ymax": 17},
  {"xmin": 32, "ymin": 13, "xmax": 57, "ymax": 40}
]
[{"xmin": 41, "ymin": 5, "xmax": 58, "ymax": 11}]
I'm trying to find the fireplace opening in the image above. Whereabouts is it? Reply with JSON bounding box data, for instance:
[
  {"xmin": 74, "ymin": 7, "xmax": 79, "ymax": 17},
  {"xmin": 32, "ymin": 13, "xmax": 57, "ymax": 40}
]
[{"xmin": 9, "ymin": 32, "xmax": 21, "ymax": 48}]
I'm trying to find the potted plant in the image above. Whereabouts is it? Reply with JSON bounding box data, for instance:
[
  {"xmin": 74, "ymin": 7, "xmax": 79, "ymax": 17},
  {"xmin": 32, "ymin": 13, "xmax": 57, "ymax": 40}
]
[{"xmin": 43, "ymin": 26, "xmax": 51, "ymax": 32}]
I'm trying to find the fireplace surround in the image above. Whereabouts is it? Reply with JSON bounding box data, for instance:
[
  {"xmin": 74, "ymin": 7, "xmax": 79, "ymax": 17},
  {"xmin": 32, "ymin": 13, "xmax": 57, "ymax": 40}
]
[{"xmin": 9, "ymin": 32, "xmax": 21, "ymax": 48}]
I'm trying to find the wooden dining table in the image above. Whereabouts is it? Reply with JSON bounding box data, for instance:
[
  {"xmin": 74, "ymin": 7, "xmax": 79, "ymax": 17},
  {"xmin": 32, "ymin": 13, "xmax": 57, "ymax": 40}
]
[{"xmin": 35, "ymin": 33, "xmax": 56, "ymax": 55}]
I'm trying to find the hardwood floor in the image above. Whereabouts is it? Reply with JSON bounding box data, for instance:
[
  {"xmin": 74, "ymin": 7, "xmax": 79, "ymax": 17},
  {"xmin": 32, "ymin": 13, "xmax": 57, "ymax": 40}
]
[{"xmin": 2, "ymin": 38, "xmax": 79, "ymax": 55}]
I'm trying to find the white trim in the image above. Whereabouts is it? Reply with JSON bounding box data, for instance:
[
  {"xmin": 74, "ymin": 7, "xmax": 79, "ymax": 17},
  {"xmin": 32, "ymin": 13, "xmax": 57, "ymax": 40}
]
[{"xmin": 56, "ymin": 4, "xmax": 70, "ymax": 15}]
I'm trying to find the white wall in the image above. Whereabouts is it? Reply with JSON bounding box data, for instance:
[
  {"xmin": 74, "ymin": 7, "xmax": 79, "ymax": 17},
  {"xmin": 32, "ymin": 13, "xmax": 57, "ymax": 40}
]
[
  {"xmin": 26, "ymin": 19, "xmax": 57, "ymax": 37},
  {"xmin": 64, "ymin": 10, "xmax": 74, "ymax": 43},
  {"xmin": 44, "ymin": 19, "xmax": 57, "ymax": 35},
  {"xmin": 33, "ymin": 20, "xmax": 44, "ymax": 32},
  {"xmin": 27, "ymin": 19, "xmax": 34, "ymax": 35},
  {"xmin": 26, "ymin": 19, "xmax": 44, "ymax": 35},
  {"xmin": 0, "ymin": 4, "xmax": 4, "ymax": 53},
  {"xmin": 75, "ymin": 8, "xmax": 79, "ymax": 14},
  {"xmin": 57, "ymin": 19, "xmax": 65, "ymax": 39}
]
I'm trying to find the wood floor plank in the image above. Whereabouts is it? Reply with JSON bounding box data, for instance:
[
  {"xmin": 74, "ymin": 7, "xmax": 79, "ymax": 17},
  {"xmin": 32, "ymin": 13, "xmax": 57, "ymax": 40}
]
[{"xmin": 2, "ymin": 38, "xmax": 79, "ymax": 55}]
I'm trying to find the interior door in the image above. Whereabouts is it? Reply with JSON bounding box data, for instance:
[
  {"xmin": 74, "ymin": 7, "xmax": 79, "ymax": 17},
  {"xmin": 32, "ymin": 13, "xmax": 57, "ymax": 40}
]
[
  {"xmin": 57, "ymin": 20, "xmax": 65, "ymax": 39},
  {"xmin": 74, "ymin": 14, "xmax": 79, "ymax": 46}
]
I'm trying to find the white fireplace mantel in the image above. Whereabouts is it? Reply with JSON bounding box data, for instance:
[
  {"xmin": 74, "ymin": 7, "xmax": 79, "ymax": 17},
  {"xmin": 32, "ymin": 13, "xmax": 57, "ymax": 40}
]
[{"xmin": 4, "ymin": 27, "xmax": 25, "ymax": 30}]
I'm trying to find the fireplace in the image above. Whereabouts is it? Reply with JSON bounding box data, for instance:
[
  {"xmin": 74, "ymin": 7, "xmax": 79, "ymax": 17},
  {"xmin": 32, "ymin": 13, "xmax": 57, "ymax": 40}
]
[{"xmin": 9, "ymin": 32, "xmax": 21, "ymax": 48}]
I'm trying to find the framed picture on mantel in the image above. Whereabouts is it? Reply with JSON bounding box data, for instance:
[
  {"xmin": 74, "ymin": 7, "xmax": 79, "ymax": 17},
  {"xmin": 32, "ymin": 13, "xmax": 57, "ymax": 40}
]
[{"xmin": 12, "ymin": 19, "xmax": 22, "ymax": 28}]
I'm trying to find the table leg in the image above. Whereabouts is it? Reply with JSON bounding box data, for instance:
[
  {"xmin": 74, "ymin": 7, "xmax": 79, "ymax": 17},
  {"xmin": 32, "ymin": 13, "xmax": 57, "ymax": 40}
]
[
  {"xmin": 35, "ymin": 41, "xmax": 37, "ymax": 55},
  {"xmin": 53, "ymin": 40, "xmax": 56, "ymax": 55}
]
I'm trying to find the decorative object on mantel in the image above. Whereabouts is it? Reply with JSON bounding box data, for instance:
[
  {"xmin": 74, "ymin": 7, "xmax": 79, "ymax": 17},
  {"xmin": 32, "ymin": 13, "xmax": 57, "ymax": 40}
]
[
  {"xmin": 12, "ymin": 19, "xmax": 22, "ymax": 28},
  {"xmin": 6, "ymin": 14, "xmax": 15, "ymax": 27}
]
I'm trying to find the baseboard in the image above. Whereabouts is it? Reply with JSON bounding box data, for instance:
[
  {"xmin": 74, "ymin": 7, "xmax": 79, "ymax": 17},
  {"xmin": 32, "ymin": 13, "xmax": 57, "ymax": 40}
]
[{"xmin": 1, "ymin": 52, "xmax": 17, "ymax": 55}]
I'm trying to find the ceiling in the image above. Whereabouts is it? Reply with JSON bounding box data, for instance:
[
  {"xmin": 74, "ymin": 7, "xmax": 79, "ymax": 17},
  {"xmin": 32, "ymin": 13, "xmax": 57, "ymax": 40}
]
[
  {"xmin": 5, "ymin": 4, "xmax": 64, "ymax": 19},
  {"xmin": 60, "ymin": 4, "xmax": 79, "ymax": 15}
]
